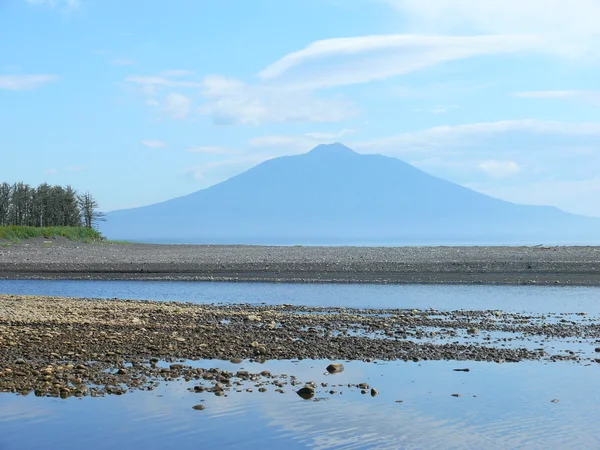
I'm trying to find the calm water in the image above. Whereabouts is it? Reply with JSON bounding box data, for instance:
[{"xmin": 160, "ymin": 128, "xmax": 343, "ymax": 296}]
[
  {"xmin": 1, "ymin": 279, "xmax": 600, "ymax": 313},
  {"xmin": 2, "ymin": 281, "xmax": 600, "ymax": 449}
]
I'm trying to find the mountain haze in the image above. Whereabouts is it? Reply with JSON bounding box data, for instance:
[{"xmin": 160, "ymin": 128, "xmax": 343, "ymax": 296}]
[{"xmin": 102, "ymin": 144, "xmax": 600, "ymax": 245}]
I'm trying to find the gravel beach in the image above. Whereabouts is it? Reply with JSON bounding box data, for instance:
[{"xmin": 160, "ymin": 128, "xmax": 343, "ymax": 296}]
[
  {"xmin": 1, "ymin": 240, "xmax": 600, "ymax": 284},
  {"xmin": 1, "ymin": 294, "xmax": 597, "ymax": 398}
]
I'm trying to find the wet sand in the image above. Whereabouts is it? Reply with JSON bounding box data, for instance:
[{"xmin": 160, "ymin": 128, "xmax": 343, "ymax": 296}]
[
  {"xmin": 1, "ymin": 294, "xmax": 598, "ymax": 397},
  {"xmin": 2, "ymin": 241, "xmax": 600, "ymax": 285}
]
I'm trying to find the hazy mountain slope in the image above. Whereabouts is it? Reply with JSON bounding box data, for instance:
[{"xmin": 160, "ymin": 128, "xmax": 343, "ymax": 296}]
[{"xmin": 102, "ymin": 143, "xmax": 599, "ymax": 244}]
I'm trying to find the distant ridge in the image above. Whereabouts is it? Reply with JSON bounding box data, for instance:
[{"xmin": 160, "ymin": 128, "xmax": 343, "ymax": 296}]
[{"xmin": 102, "ymin": 143, "xmax": 600, "ymax": 245}]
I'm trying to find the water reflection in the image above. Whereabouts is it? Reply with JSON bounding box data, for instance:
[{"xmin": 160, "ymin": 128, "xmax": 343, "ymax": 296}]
[{"xmin": 1, "ymin": 359, "xmax": 600, "ymax": 449}]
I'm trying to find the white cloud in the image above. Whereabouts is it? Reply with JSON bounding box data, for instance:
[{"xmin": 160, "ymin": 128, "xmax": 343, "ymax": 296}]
[
  {"xmin": 515, "ymin": 90, "xmax": 600, "ymax": 105},
  {"xmin": 186, "ymin": 146, "xmax": 240, "ymax": 155},
  {"xmin": 0, "ymin": 74, "xmax": 58, "ymax": 91},
  {"xmin": 478, "ymin": 160, "xmax": 521, "ymax": 178},
  {"xmin": 164, "ymin": 92, "xmax": 191, "ymax": 119},
  {"xmin": 45, "ymin": 168, "xmax": 58, "ymax": 175},
  {"xmin": 199, "ymin": 75, "xmax": 358, "ymax": 125},
  {"xmin": 383, "ymin": 0, "xmax": 600, "ymax": 57},
  {"xmin": 141, "ymin": 140, "xmax": 166, "ymax": 149},
  {"xmin": 258, "ymin": 34, "xmax": 544, "ymax": 89}
]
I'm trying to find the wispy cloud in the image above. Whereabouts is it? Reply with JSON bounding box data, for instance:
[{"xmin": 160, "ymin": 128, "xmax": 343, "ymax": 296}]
[
  {"xmin": 383, "ymin": 0, "xmax": 600, "ymax": 57},
  {"xmin": 141, "ymin": 140, "xmax": 166, "ymax": 149},
  {"xmin": 258, "ymin": 34, "xmax": 544, "ymax": 90},
  {"xmin": 45, "ymin": 168, "xmax": 58, "ymax": 175},
  {"xmin": 125, "ymin": 75, "xmax": 202, "ymax": 95},
  {"xmin": 164, "ymin": 92, "xmax": 192, "ymax": 119},
  {"xmin": 0, "ymin": 74, "xmax": 58, "ymax": 91},
  {"xmin": 199, "ymin": 75, "xmax": 358, "ymax": 126},
  {"xmin": 353, "ymin": 119, "xmax": 600, "ymax": 155}
]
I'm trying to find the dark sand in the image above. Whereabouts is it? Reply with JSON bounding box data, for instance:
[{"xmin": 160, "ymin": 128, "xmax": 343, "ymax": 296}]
[{"xmin": 2, "ymin": 240, "xmax": 600, "ymax": 284}]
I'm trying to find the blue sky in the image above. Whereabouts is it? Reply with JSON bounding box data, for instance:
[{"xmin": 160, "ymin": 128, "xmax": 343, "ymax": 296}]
[{"xmin": 2, "ymin": 0, "xmax": 600, "ymax": 216}]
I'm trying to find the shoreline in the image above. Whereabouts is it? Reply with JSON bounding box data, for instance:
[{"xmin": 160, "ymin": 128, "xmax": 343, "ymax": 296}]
[
  {"xmin": 1, "ymin": 294, "xmax": 597, "ymax": 397},
  {"xmin": 2, "ymin": 242, "xmax": 600, "ymax": 284},
  {"xmin": 4, "ymin": 271, "xmax": 600, "ymax": 285}
]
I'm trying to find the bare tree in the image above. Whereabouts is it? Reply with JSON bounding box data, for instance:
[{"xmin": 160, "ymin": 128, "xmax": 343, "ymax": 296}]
[{"xmin": 77, "ymin": 192, "xmax": 105, "ymax": 229}]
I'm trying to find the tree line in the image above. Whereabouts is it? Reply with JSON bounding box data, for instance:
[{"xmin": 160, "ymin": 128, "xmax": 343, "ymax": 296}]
[{"xmin": 0, "ymin": 182, "xmax": 105, "ymax": 229}]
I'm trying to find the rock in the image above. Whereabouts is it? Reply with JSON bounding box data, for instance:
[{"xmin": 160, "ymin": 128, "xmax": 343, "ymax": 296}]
[
  {"xmin": 551, "ymin": 399, "xmax": 560, "ymax": 403},
  {"xmin": 15, "ymin": 359, "xmax": 25, "ymax": 365},
  {"xmin": 451, "ymin": 393, "xmax": 461, "ymax": 397},
  {"xmin": 595, "ymin": 348, "xmax": 600, "ymax": 353},
  {"xmin": 453, "ymin": 368, "xmax": 470, "ymax": 372},
  {"xmin": 258, "ymin": 387, "xmax": 267, "ymax": 393},
  {"xmin": 192, "ymin": 404, "xmax": 205, "ymax": 410},
  {"xmin": 467, "ymin": 328, "xmax": 479, "ymax": 335},
  {"xmin": 230, "ymin": 358, "xmax": 243, "ymax": 364},
  {"xmin": 297, "ymin": 386, "xmax": 315, "ymax": 400},
  {"xmin": 370, "ymin": 388, "xmax": 379, "ymax": 397},
  {"xmin": 246, "ymin": 315, "xmax": 262, "ymax": 322},
  {"xmin": 357, "ymin": 383, "xmax": 369, "ymax": 390},
  {"xmin": 256, "ymin": 346, "xmax": 267, "ymax": 355},
  {"xmin": 169, "ymin": 364, "xmax": 184, "ymax": 370},
  {"xmin": 326, "ymin": 363, "xmax": 344, "ymax": 374}
]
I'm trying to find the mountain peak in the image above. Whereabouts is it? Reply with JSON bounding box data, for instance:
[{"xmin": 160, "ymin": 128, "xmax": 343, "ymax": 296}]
[{"xmin": 308, "ymin": 142, "xmax": 357, "ymax": 156}]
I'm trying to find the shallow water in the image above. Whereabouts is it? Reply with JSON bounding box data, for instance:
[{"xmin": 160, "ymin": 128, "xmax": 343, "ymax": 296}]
[
  {"xmin": 2, "ymin": 281, "xmax": 600, "ymax": 449},
  {"xmin": 1, "ymin": 359, "xmax": 600, "ymax": 449},
  {"xmin": 1, "ymin": 279, "xmax": 600, "ymax": 314}
]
